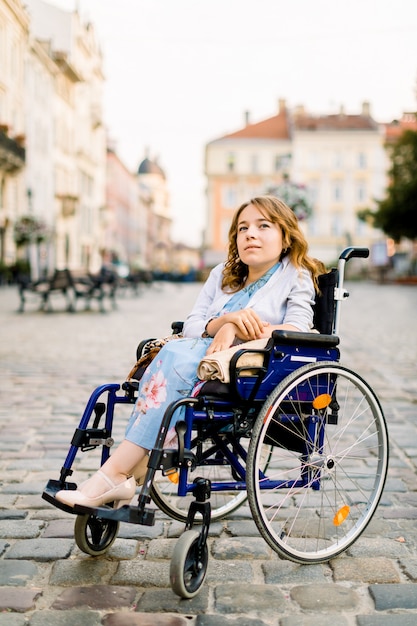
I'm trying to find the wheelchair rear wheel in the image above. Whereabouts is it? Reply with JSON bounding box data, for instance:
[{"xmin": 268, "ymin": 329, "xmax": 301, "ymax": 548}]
[{"xmin": 247, "ymin": 361, "xmax": 388, "ymax": 564}]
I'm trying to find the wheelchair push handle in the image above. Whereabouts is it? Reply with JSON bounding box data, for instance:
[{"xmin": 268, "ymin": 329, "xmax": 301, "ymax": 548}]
[
  {"xmin": 334, "ymin": 246, "xmax": 369, "ymax": 336},
  {"xmin": 339, "ymin": 247, "xmax": 369, "ymax": 262}
]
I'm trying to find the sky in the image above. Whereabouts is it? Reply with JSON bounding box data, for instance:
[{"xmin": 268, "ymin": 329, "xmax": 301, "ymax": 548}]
[{"xmin": 48, "ymin": 0, "xmax": 417, "ymax": 247}]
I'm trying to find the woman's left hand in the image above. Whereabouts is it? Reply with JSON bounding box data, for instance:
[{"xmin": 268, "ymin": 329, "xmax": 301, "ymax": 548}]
[{"xmin": 205, "ymin": 323, "xmax": 236, "ymax": 354}]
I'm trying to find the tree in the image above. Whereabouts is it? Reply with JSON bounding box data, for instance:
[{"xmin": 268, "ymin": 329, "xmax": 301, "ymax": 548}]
[{"xmin": 365, "ymin": 126, "xmax": 417, "ymax": 241}]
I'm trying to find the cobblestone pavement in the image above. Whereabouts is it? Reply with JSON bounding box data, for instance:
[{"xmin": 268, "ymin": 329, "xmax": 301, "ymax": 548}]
[{"xmin": 1, "ymin": 279, "xmax": 417, "ymax": 626}]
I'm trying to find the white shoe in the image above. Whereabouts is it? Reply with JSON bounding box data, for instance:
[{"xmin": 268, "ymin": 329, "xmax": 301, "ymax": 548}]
[{"xmin": 56, "ymin": 471, "xmax": 136, "ymax": 509}]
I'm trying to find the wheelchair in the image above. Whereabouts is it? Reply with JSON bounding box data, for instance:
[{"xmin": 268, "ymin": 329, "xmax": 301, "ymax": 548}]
[{"xmin": 43, "ymin": 246, "xmax": 389, "ymax": 598}]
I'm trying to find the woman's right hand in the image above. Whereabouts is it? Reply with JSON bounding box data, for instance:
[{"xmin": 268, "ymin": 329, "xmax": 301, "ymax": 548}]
[{"xmin": 225, "ymin": 309, "xmax": 266, "ymax": 341}]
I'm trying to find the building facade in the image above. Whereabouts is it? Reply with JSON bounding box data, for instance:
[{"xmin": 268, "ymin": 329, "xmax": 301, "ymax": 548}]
[
  {"xmin": 0, "ymin": 0, "xmax": 28, "ymax": 269},
  {"xmin": 204, "ymin": 99, "xmax": 389, "ymax": 266}
]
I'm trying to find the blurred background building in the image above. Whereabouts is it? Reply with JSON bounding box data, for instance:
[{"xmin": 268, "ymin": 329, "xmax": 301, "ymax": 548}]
[{"xmin": 0, "ymin": 0, "xmax": 415, "ymax": 284}]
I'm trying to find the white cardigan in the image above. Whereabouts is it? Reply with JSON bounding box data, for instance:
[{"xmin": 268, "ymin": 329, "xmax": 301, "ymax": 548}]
[{"xmin": 183, "ymin": 257, "xmax": 315, "ymax": 338}]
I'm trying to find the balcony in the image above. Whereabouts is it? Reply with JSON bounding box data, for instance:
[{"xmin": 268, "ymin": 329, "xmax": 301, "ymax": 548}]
[{"xmin": 0, "ymin": 127, "xmax": 25, "ymax": 173}]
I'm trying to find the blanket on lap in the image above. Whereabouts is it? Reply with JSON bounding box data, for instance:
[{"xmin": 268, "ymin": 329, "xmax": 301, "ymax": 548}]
[{"xmin": 197, "ymin": 338, "xmax": 269, "ymax": 383}]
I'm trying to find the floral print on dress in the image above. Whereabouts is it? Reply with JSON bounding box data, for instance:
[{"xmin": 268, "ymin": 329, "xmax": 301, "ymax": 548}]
[{"xmin": 133, "ymin": 369, "xmax": 167, "ymax": 425}]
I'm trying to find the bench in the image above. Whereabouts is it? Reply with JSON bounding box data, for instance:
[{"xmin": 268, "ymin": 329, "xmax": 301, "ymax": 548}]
[{"xmin": 17, "ymin": 268, "xmax": 118, "ymax": 313}]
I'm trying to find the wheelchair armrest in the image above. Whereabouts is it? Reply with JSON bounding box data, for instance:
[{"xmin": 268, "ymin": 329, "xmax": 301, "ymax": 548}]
[{"xmin": 272, "ymin": 329, "xmax": 340, "ymax": 348}]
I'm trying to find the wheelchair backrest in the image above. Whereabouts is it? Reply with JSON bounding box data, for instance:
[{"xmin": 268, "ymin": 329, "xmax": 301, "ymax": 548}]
[{"xmin": 312, "ymin": 268, "xmax": 338, "ymax": 335}]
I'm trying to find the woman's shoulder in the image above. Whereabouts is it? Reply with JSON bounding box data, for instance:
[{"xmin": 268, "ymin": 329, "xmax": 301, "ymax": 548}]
[{"xmin": 206, "ymin": 262, "xmax": 226, "ymax": 282}]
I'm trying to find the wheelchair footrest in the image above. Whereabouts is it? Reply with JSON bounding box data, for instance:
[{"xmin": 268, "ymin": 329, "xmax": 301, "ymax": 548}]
[
  {"xmin": 74, "ymin": 503, "xmax": 156, "ymax": 526},
  {"xmin": 42, "ymin": 479, "xmax": 78, "ymax": 514}
]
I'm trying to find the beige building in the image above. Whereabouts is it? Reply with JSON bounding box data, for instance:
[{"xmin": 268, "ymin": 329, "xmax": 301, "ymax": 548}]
[
  {"xmin": 0, "ymin": 0, "xmax": 29, "ymax": 268},
  {"xmin": 17, "ymin": 0, "xmax": 106, "ymax": 274},
  {"xmin": 204, "ymin": 99, "xmax": 388, "ymax": 266}
]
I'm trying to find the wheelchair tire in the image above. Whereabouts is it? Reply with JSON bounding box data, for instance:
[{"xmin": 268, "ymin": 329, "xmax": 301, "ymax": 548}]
[
  {"xmin": 247, "ymin": 361, "xmax": 389, "ymax": 564},
  {"xmin": 170, "ymin": 530, "xmax": 209, "ymax": 598},
  {"xmin": 74, "ymin": 513, "xmax": 119, "ymax": 556}
]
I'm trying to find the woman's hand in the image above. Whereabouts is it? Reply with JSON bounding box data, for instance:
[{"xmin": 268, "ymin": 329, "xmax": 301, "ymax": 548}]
[
  {"xmin": 205, "ymin": 323, "xmax": 236, "ymax": 354},
  {"xmin": 225, "ymin": 309, "xmax": 267, "ymax": 341}
]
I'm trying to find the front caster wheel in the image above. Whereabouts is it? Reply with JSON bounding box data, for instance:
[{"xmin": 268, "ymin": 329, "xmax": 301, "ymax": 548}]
[
  {"xmin": 170, "ymin": 530, "xmax": 209, "ymax": 598},
  {"xmin": 74, "ymin": 513, "xmax": 119, "ymax": 556}
]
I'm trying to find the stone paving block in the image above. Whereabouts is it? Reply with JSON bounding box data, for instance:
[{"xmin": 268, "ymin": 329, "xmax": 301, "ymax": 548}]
[
  {"xmin": 214, "ymin": 583, "xmax": 286, "ymax": 615},
  {"xmin": 347, "ymin": 536, "xmax": 410, "ymax": 559},
  {"xmin": 103, "ymin": 613, "xmax": 196, "ymax": 626},
  {"xmin": 331, "ymin": 556, "xmax": 401, "ymax": 583},
  {"xmin": 0, "ymin": 559, "xmax": 38, "ymax": 585},
  {"xmin": 0, "ymin": 510, "xmax": 27, "ymax": 520},
  {"xmin": 0, "ymin": 586, "xmax": 42, "ymax": 612},
  {"xmin": 399, "ymin": 556, "xmax": 417, "ymax": 580},
  {"xmin": 206, "ymin": 559, "xmax": 254, "ymax": 583},
  {"xmin": 290, "ymin": 583, "xmax": 359, "ymax": 611},
  {"xmin": 262, "ymin": 560, "xmax": 330, "ymax": 584},
  {"xmin": 136, "ymin": 587, "xmax": 209, "ymax": 613},
  {"xmin": 211, "ymin": 537, "xmax": 271, "ymax": 560},
  {"xmin": 0, "ymin": 539, "xmax": 10, "ymax": 556},
  {"xmin": 146, "ymin": 537, "xmax": 177, "ymax": 559},
  {"xmin": 368, "ymin": 583, "xmax": 417, "ymax": 610},
  {"xmin": 196, "ymin": 616, "xmax": 269, "ymax": 626},
  {"xmin": 226, "ymin": 520, "xmax": 260, "ymax": 537},
  {"xmin": 0, "ymin": 614, "xmax": 28, "ymax": 626},
  {"xmin": 41, "ymin": 518, "xmax": 76, "ymax": 538},
  {"xmin": 357, "ymin": 616, "xmax": 417, "ymax": 626},
  {"xmin": 281, "ymin": 617, "xmax": 349, "ymax": 626},
  {"xmin": 118, "ymin": 520, "xmax": 165, "ymax": 539},
  {"xmin": 382, "ymin": 507, "xmax": 417, "ymax": 519},
  {"xmin": 31, "ymin": 509, "xmax": 69, "ymax": 521},
  {"xmin": 51, "ymin": 584, "xmax": 137, "ymax": 610},
  {"xmin": 30, "ymin": 609, "xmax": 103, "ymax": 626},
  {"xmin": 50, "ymin": 557, "xmax": 117, "ymax": 585},
  {"xmin": 4, "ymin": 538, "xmax": 74, "ymax": 561},
  {"xmin": 105, "ymin": 538, "xmax": 140, "ymax": 560},
  {"xmin": 0, "ymin": 520, "xmax": 44, "ymax": 539},
  {"xmin": 112, "ymin": 560, "xmax": 171, "ymax": 587}
]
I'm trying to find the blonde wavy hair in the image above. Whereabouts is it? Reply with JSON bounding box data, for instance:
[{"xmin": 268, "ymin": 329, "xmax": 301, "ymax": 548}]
[{"xmin": 222, "ymin": 195, "xmax": 326, "ymax": 292}]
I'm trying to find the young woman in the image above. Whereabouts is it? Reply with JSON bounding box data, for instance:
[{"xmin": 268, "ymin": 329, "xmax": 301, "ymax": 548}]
[{"xmin": 56, "ymin": 195, "xmax": 324, "ymax": 509}]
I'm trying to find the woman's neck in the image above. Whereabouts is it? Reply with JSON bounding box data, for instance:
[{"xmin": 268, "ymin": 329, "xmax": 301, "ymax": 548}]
[{"xmin": 245, "ymin": 261, "xmax": 280, "ymax": 286}]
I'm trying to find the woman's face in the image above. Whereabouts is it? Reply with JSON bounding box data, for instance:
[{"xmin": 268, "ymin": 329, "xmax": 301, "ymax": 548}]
[{"xmin": 236, "ymin": 203, "xmax": 284, "ymax": 273}]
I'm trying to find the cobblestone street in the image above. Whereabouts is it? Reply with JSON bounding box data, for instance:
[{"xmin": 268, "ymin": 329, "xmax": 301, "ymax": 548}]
[{"xmin": 1, "ymin": 279, "xmax": 417, "ymax": 626}]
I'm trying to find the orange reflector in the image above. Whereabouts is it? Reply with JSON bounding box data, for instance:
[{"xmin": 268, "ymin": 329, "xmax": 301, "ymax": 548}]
[
  {"xmin": 167, "ymin": 471, "xmax": 179, "ymax": 484},
  {"xmin": 312, "ymin": 394, "xmax": 332, "ymax": 410},
  {"xmin": 333, "ymin": 505, "xmax": 350, "ymax": 526}
]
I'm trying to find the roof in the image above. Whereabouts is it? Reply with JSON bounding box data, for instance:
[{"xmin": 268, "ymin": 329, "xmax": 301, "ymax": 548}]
[
  {"xmin": 137, "ymin": 157, "xmax": 165, "ymax": 178},
  {"xmin": 383, "ymin": 112, "xmax": 417, "ymax": 143},
  {"xmin": 217, "ymin": 109, "xmax": 291, "ymax": 141},
  {"xmin": 294, "ymin": 113, "xmax": 378, "ymax": 131}
]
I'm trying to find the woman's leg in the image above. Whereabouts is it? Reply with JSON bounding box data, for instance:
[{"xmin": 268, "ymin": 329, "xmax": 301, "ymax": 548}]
[
  {"xmin": 55, "ymin": 440, "xmax": 148, "ymax": 507},
  {"xmin": 78, "ymin": 440, "xmax": 148, "ymax": 497}
]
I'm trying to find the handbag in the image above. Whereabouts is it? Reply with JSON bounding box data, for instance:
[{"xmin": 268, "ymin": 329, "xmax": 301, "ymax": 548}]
[{"xmin": 125, "ymin": 334, "xmax": 182, "ymax": 383}]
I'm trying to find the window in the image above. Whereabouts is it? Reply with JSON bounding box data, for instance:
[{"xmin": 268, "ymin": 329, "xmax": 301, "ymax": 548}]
[
  {"xmin": 356, "ymin": 182, "xmax": 366, "ymax": 202},
  {"xmin": 227, "ymin": 152, "xmax": 235, "ymax": 172},
  {"xmin": 332, "ymin": 181, "xmax": 343, "ymax": 202},
  {"xmin": 334, "ymin": 152, "xmax": 343, "ymax": 168},
  {"xmin": 274, "ymin": 153, "xmax": 291, "ymax": 172},
  {"xmin": 358, "ymin": 152, "xmax": 367, "ymax": 169},
  {"xmin": 331, "ymin": 213, "xmax": 343, "ymax": 236},
  {"xmin": 250, "ymin": 154, "xmax": 258, "ymax": 174},
  {"xmin": 222, "ymin": 186, "xmax": 237, "ymax": 209}
]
